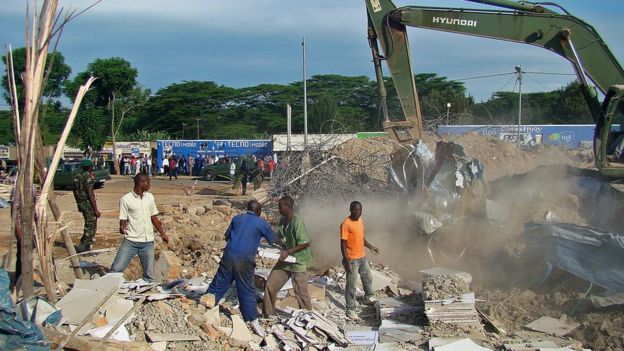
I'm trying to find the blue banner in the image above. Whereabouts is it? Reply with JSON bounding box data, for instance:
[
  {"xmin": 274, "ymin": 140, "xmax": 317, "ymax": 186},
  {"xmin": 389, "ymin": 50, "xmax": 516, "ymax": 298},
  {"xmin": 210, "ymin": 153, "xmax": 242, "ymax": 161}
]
[
  {"xmin": 156, "ymin": 139, "xmax": 272, "ymax": 169},
  {"xmin": 437, "ymin": 124, "xmax": 598, "ymax": 149}
]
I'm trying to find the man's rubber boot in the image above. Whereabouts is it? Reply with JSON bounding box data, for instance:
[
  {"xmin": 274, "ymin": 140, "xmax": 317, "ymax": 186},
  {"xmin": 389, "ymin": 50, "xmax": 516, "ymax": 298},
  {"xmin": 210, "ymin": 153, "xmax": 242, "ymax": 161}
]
[{"xmin": 75, "ymin": 243, "xmax": 91, "ymax": 253}]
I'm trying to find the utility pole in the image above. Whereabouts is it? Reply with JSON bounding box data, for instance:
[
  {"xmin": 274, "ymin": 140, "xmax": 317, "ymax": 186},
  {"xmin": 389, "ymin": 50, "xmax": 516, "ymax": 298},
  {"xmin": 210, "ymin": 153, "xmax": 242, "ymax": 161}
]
[
  {"xmin": 302, "ymin": 37, "xmax": 308, "ymax": 148},
  {"xmin": 515, "ymin": 65, "xmax": 522, "ymax": 147},
  {"xmin": 287, "ymin": 104, "xmax": 292, "ymax": 152},
  {"xmin": 182, "ymin": 123, "xmax": 187, "ymax": 140},
  {"xmin": 446, "ymin": 102, "xmax": 451, "ymax": 125},
  {"xmin": 196, "ymin": 117, "xmax": 200, "ymax": 139}
]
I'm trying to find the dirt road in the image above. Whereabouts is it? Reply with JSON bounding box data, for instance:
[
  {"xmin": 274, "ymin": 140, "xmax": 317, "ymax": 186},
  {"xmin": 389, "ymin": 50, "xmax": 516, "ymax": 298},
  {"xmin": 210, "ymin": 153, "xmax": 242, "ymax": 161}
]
[{"xmin": 0, "ymin": 175, "xmax": 245, "ymax": 259}]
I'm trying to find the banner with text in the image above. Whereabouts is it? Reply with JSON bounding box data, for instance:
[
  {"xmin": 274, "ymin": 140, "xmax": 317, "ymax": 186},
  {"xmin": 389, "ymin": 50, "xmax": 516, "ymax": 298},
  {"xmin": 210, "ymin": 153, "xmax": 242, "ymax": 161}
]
[
  {"xmin": 437, "ymin": 124, "xmax": 597, "ymax": 149},
  {"xmin": 156, "ymin": 139, "xmax": 272, "ymax": 169}
]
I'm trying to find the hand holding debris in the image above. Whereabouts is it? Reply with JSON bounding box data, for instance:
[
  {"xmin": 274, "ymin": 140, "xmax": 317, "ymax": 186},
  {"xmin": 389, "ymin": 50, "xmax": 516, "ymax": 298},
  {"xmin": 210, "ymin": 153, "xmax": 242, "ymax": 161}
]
[{"xmin": 278, "ymin": 249, "xmax": 290, "ymax": 262}]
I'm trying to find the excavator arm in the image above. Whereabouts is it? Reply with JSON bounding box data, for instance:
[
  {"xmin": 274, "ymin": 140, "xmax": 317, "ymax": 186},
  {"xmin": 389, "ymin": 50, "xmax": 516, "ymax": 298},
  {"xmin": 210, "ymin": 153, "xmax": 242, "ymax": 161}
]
[{"xmin": 366, "ymin": 0, "xmax": 624, "ymax": 132}]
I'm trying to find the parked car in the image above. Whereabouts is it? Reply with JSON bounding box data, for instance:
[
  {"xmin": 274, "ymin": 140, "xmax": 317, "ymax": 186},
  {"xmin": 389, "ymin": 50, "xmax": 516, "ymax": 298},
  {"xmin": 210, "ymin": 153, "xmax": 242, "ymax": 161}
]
[
  {"xmin": 53, "ymin": 162, "xmax": 110, "ymax": 189},
  {"xmin": 201, "ymin": 159, "xmax": 263, "ymax": 182}
]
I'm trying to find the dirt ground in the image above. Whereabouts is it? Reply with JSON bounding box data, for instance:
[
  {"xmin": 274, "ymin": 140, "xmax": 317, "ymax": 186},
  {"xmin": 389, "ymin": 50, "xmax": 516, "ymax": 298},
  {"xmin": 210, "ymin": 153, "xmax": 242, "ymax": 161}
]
[{"xmin": 0, "ymin": 175, "xmax": 241, "ymax": 261}]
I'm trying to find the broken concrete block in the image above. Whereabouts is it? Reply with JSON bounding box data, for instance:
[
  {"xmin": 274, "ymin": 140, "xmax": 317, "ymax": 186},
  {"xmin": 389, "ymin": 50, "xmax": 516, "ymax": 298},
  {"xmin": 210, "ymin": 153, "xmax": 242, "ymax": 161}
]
[
  {"xmin": 200, "ymin": 293, "xmax": 216, "ymax": 308},
  {"xmin": 188, "ymin": 312, "xmax": 206, "ymax": 327},
  {"xmin": 187, "ymin": 205, "xmax": 206, "ymax": 216},
  {"xmin": 213, "ymin": 199, "xmax": 231, "ymax": 207},
  {"xmin": 150, "ymin": 341, "xmax": 167, "ymax": 351},
  {"xmin": 155, "ymin": 301, "xmax": 173, "ymax": 314},
  {"xmin": 370, "ymin": 269, "xmax": 395, "ymax": 291},
  {"xmin": 248, "ymin": 341, "xmax": 261, "ymax": 350},
  {"xmin": 153, "ymin": 250, "xmax": 181, "ymax": 282},
  {"xmin": 203, "ymin": 305, "xmax": 220, "ymax": 327},
  {"xmin": 201, "ymin": 322, "xmax": 224, "ymax": 340},
  {"xmin": 230, "ymin": 314, "xmax": 253, "ymax": 343}
]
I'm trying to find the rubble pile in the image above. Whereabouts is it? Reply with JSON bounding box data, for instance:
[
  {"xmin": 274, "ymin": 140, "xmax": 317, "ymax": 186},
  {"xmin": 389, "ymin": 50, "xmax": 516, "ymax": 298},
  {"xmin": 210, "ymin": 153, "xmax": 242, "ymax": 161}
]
[{"xmin": 421, "ymin": 268, "xmax": 483, "ymax": 337}]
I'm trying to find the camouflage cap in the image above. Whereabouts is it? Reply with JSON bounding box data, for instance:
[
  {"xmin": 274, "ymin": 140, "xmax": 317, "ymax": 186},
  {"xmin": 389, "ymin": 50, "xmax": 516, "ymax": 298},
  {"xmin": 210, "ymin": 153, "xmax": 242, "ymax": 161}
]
[{"xmin": 81, "ymin": 159, "xmax": 94, "ymax": 167}]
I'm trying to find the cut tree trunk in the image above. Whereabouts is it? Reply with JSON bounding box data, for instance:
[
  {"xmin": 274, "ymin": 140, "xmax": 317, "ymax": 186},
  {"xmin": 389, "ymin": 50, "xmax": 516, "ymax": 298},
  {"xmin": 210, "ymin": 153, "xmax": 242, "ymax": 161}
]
[{"xmin": 34, "ymin": 132, "xmax": 84, "ymax": 280}]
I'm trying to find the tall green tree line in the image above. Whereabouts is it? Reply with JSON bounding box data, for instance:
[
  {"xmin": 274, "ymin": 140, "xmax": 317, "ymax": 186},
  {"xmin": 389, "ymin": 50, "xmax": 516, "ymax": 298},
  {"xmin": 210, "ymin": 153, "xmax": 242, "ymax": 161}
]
[{"xmin": 2, "ymin": 50, "xmax": 592, "ymax": 146}]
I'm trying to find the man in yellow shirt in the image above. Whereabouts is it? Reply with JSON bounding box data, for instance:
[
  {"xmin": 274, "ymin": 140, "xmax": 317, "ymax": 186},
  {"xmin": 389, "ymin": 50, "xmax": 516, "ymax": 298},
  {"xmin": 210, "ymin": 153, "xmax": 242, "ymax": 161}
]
[{"xmin": 340, "ymin": 201, "xmax": 379, "ymax": 320}]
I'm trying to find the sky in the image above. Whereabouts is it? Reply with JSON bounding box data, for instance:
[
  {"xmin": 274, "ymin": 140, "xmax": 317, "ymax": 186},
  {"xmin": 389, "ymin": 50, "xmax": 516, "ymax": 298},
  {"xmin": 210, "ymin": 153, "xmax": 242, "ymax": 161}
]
[{"xmin": 1, "ymin": 0, "xmax": 623, "ymax": 110}]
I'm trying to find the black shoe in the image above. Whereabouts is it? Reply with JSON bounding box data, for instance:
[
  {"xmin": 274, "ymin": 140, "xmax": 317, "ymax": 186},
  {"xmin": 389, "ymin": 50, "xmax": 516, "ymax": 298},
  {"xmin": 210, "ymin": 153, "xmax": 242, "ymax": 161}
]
[{"xmin": 75, "ymin": 243, "xmax": 91, "ymax": 253}]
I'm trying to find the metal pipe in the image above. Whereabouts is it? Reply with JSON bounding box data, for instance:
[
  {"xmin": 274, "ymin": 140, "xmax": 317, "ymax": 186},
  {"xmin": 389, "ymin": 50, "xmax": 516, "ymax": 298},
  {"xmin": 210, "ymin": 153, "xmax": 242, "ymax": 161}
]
[{"xmin": 464, "ymin": 0, "xmax": 547, "ymax": 13}]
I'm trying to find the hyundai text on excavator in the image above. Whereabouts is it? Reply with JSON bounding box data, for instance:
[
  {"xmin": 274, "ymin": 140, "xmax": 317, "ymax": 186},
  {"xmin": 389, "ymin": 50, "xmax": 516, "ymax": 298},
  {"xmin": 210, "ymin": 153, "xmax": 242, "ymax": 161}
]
[{"xmin": 365, "ymin": 0, "xmax": 624, "ymax": 178}]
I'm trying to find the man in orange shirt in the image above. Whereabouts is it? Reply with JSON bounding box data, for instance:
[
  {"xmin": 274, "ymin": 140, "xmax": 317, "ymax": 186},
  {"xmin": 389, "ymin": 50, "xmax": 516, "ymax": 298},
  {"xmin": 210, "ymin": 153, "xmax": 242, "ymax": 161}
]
[{"xmin": 340, "ymin": 201, "xmax": 379, "ymax": 320}]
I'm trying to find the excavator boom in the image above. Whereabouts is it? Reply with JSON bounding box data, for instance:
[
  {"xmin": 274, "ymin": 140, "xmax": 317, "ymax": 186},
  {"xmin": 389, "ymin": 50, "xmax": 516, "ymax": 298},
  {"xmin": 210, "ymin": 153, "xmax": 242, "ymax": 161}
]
[{"xmin": 366, "ymin": 0, "xmax": 624, "ymax": 176}]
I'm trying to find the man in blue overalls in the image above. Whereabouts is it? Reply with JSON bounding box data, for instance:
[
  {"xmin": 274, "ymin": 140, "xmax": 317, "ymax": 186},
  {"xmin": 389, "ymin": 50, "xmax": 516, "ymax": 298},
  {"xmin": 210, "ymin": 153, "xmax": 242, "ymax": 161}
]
[{"xmin": 205, "ymin": 200, "xmax": 276, "ymax": 333}]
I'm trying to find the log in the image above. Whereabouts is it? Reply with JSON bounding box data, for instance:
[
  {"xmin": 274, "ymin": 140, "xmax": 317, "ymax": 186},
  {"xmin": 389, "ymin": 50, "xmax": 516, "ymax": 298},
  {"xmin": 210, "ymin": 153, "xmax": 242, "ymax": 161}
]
[{"xmin": 43, "ymin": 327, "xmax": 152, "ymax": 351}]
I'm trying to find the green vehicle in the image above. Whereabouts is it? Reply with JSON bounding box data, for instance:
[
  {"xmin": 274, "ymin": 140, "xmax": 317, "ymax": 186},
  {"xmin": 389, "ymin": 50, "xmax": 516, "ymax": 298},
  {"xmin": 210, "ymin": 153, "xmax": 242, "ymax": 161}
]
[
  {"xmin": 201, "ymin": 159, "xmax": 263, "ymax": 182},
  {"xmin": 53, "ymin": 162, "xmax": 111, "ymax": 189}
]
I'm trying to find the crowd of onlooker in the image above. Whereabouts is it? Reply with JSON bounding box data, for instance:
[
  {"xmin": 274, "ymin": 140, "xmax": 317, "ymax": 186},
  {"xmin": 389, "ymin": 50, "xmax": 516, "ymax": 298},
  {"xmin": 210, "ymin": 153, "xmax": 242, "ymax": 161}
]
[{"xmin": 111, "ymin": 152, "xmax": 289, "ymax": 180}]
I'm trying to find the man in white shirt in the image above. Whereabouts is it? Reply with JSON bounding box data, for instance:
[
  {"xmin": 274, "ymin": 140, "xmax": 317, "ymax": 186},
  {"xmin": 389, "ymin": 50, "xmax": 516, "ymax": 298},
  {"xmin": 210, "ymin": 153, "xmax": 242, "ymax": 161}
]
[{"xmin": 110, "ymin": 173, "xmax": 169, "ymax": 282}]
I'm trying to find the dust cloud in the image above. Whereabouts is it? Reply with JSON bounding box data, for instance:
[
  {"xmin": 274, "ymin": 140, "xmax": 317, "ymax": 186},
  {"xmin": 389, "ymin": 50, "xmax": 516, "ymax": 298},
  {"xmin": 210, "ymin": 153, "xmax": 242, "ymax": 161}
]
[{"xmin": 297, "ymin": 164, "xmax": 593, "ymax": 289}]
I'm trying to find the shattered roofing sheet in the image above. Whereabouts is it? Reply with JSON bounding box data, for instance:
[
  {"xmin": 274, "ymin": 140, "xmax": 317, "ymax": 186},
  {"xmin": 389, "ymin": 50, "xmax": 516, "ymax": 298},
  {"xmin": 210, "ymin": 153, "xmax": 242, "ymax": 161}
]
[{"xmin": 525, "ymin": 223, "xmax": 624, "ymax": 292}]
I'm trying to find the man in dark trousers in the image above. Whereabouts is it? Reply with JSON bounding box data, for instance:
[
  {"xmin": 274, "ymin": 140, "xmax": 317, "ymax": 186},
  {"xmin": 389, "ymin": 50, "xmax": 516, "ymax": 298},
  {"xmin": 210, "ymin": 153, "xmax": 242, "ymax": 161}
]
[
  {"xmin": 341, "ymin": 201, "xmax": 379, "ymax": 320},
  {"xmin": 73, "ymin": 159, "xmax": 101, "ymax": 253},
  {"xmin": 263, "ymin": 196, "xmax": 313, "ymax": 316},
  {"xmin": 205, "ymin": 200, "xmax": 276, "ymax": 332}
]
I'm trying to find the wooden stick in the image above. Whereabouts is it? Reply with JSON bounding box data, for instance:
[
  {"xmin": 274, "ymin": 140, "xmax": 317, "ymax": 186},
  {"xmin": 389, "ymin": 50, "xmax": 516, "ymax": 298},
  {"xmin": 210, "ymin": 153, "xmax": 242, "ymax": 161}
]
[
  {"xmin": 43, "ymin": 327, "xmax": 152, "ymax": 351},
  {"xmin": 92, "ymin": 296, "xmax": 147, "ymax": 351},
  {"xmin": 55, "ymin": 285, "xmax": 118, "ymax": 351}
]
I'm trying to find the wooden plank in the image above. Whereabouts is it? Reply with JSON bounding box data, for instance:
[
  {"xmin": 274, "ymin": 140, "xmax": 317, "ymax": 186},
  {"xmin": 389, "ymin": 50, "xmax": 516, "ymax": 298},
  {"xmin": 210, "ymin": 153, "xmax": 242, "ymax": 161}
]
[
  {"xmin": 145, "ymin": 332, "xmax": 201, "ymax": 342},
  {"xmin": 92, "ymin": 296, "xmax": 147, "ymax": 351},
  {"xmin": 43, "ymin": 327, "xmax": 152, "ymax": 351}
]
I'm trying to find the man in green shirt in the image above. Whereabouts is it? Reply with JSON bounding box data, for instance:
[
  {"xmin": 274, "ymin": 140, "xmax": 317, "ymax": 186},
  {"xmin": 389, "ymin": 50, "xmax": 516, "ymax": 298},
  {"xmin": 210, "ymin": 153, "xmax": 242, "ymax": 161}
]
[{"xmin": 263, "ymin": 196, "xmax": 313, "ymax": 315}]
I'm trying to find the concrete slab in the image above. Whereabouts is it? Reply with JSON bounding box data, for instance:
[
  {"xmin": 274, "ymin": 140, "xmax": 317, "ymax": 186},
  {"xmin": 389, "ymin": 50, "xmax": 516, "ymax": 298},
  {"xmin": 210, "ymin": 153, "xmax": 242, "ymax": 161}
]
[
  {"xmin": 434, "ymin": 338, "xmax": 491, "ymax": 351},
  {"xmin": 378, "ymin": 319, "xmax": 424, "ymax": 343},
  {"xmin": 56, "ymin": 273, "xmax": 124, "ymax": 325},
  {"xmin": 230, "ymin": 314, "xmax": 253, "ymax": 343},
  {"xmin": 524, "ymin": 316, "xmax": 580, "ymax": 337}
]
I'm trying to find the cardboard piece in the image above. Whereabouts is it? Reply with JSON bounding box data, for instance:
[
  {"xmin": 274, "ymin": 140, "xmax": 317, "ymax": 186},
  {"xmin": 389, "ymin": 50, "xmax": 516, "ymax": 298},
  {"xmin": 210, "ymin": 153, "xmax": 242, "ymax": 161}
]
[{"xmin": 346, "ymin": 330, "xmax": 378, "ymax": 345}]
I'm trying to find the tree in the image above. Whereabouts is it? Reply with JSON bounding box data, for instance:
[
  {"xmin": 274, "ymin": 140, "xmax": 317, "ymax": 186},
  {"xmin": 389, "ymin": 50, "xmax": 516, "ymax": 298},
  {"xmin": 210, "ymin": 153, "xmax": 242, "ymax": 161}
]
[
  {"xmin": 308, "ymin": 94, "xmax": 339, "ymax": 133},
  {"xmin": 1, "ymin": 47, "xmax": 71, "ymax": 107},
  {"xmin": 68, "ymin": 58, "xmax": 139, "ymax": 172}
]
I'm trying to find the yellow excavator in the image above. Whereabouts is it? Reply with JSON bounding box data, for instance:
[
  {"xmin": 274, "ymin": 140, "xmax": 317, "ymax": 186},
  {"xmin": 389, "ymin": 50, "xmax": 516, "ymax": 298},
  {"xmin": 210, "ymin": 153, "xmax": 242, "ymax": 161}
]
[{"xmin": 365, "ymin": 0, "xmax": 624, "ymax": 178}]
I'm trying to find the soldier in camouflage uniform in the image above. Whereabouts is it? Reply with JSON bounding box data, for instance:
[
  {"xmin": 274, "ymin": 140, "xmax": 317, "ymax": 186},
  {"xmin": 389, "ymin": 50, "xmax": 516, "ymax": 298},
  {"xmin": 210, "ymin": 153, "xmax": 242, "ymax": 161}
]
[{"xmin": 73, "ymin": 159, "xmax": 101, "ymax": 253}]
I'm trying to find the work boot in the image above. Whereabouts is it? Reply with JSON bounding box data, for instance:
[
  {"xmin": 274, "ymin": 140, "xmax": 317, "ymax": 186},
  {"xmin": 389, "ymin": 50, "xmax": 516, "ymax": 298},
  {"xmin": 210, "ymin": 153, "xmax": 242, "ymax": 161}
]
[{"xmin": 75, "ymin": 243, "xmax": 91, "ymax": 253}]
